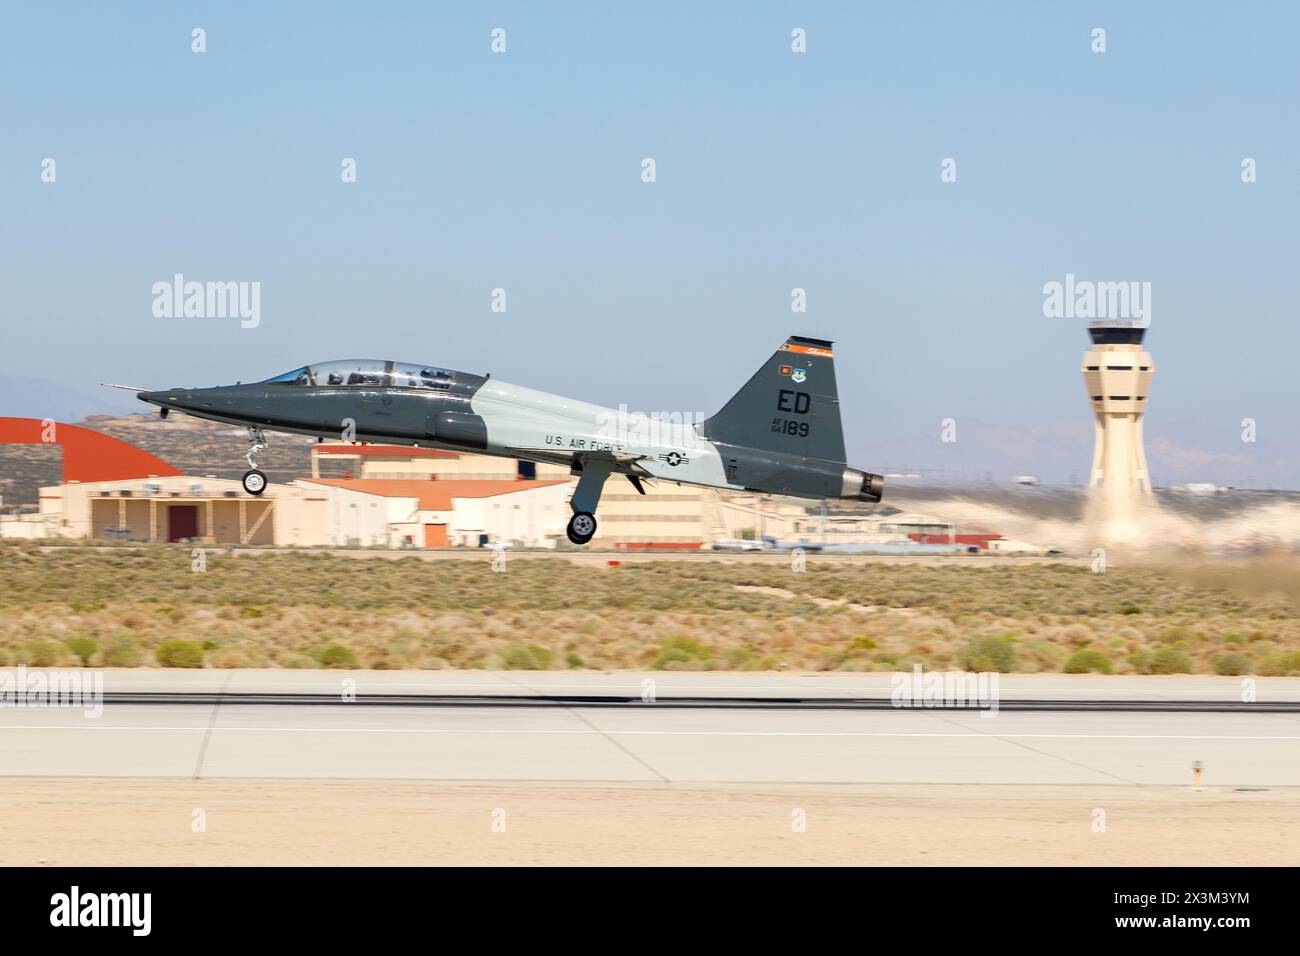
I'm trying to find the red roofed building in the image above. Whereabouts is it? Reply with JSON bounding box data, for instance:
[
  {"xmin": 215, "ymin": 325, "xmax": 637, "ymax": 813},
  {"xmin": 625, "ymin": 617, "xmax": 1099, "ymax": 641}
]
[{"xmin": 0, "ymin": 417, "xmax": 180, "ymax": 483}]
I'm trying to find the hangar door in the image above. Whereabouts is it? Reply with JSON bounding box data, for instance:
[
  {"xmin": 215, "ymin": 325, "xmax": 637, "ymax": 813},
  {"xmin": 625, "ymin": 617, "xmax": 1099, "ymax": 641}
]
[
  {"xmin": 423, "ymin": 524, "xmax": 448, "ymax": 548},
  {"xmin": 168, "ymin": 505, "xmax": 199, "ymax": 542}
]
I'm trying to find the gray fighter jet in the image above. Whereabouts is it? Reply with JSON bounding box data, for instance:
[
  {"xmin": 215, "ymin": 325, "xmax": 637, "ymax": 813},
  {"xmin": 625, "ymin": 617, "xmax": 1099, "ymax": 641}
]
[{"xmin": 116, "ymin": 335, "xmax": 884, "ymax": 545}]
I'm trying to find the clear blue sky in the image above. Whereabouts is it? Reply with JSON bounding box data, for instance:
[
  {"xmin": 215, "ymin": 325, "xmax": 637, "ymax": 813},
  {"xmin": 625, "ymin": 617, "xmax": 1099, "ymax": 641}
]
[{"xmin": 2, "ymin": 2, "xmax": 1297, "ymax": 485}]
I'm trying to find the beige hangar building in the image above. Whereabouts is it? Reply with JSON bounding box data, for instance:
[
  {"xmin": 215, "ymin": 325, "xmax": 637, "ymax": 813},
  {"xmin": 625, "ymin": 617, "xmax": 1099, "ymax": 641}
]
[{"xmin": 11, "ymin": 442, "xmax": 841, "ymax": 550}]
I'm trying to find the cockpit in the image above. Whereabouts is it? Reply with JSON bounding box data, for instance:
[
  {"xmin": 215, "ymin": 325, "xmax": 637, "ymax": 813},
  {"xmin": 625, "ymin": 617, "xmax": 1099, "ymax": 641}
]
[{"xmin": 263, "ymin": 360, "xmax": 456, "ymax": 390}]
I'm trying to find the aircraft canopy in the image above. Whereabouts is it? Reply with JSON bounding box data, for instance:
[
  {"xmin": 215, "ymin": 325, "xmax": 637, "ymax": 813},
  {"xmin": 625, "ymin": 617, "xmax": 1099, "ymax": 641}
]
[{"xmin": 263, "ymin": 361, "xmax": 456, "ymax": 390}]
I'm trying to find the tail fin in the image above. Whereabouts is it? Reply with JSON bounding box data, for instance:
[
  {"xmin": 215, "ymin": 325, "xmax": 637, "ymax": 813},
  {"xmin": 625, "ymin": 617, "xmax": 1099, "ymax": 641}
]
[{"xmin": 700, "ymin": 335, "xmax": 846, "ymax": 464}]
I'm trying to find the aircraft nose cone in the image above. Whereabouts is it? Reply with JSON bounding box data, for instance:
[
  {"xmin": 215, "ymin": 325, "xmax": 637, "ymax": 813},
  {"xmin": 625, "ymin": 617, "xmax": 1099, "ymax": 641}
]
[
  {"xmin": 139, "ymin": 388, "xmax": 201, "ymax": 412},
  {"xmin": 138, "ymin": 389, "xmax": 187, "ymax": 406}
]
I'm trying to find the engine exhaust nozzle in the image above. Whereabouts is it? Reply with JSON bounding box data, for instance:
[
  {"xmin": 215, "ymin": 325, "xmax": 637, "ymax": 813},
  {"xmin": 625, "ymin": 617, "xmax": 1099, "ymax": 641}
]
[{"xmin": 840, "ymin": 468, "xmax": 884, "ymax": 503}]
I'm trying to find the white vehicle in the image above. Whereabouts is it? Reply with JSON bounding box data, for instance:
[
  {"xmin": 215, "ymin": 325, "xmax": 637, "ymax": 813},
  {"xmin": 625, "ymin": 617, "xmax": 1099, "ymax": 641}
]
[{"xmin": 711, "ymin": 538, "xmax": 767, "ymax": 552}]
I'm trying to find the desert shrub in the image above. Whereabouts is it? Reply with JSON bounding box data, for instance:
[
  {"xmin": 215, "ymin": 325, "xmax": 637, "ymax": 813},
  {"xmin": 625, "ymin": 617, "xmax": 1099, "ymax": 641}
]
[
  {"xmin": 1127, "ymin": 650, "xmax": 1153, "ymax": 674},
  {"xmin": 1150, "ymin": 647, "xmax": 1195, "ymax": 675},
  {"xmin": 155, "ymin": 606, "xmax": 185, "ymax": 624},
  {"xmin": 725, "ymin": 647, "xmax": 763, "ymax": 670},
  {"xmin": 101, "ymin": 634, "xmax": 144, "ymax": 667},
  {"xmin": 208, "ymin": 648, "xmax": 250, "ymax": 668},
  {"xmin": 1064, "ymin": 649, "xmax": 1113, "ymax": 674},
  {"xmin": 17, "ymin": 640, "xmax": 62, "ymax": 667},
  {"xmin": 64, "ymin": 637, "xmax": 98, "ymax": 666},
  {"xmin": 315, "ymin": 644, "xmax": 359, "ymax": 668},
  {"xmin": 1061, "ymin": 624, "xmax": 1096, "ymax": 647},
  {"xmin": 1212, "ymin": 653, "xmax": 1252, "ymax": 676},
  {"xmin": 1027, "ymin": 640, "xmax": 1067, "ymax": 671},
  {"xmin": 565, "ymin": 653, "xmax": 585, "ymax": 669},
  {"xmin": 156, "ymin": 639, "xmax": 204, "ymax": 668},
  {"xmin": 1258, "ymin": 652, "xmax": 1300, "ymax": 676},
  {"xmin": 652, "ymin": 636, "xmax": 714, "ymax": 670},
  {"xmin": 526, "ymin": 644, "xmax": 554, "ymax": 669},
  {"xmin": 276, "ymin": 652, "xmax": 319, "ymax": 669},
  {"xmin": 1155, "ymin": 626, "xmax": 1192, "ymax": 645},
  {"xmin": 500, "ymin": 644, "xmax": 554, "ymax": 670},
  {"xmin": 959, "ymin": 635, "xmax": 1018, "ymax": 673}
]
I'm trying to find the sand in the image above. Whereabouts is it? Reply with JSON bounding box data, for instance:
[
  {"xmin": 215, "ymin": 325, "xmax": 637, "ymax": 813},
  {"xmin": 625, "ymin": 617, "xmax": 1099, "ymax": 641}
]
[{"xmin": 3, "ymin": 779, "xmax": 1296, "ymax": 866}]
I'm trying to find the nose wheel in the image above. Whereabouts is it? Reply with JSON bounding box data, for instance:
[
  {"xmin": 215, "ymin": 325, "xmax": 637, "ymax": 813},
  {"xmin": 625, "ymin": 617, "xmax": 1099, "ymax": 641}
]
[
  {"xmin": 242, "ymin": 469, "xmax": 267, "ymax": 495},
  {"xmin": 242, "ymin": 428, "xmax": 269, "ymax": 496},
  {"xmin": 566, "ymin": 512, "xmax": 597, "ymax": 545}
]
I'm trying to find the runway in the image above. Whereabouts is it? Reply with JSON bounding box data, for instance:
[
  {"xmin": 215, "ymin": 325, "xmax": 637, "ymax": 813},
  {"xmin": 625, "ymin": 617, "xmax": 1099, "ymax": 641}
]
[
  {"xmin": 3, "ymin": 671, "xmax": 1298, "ymax": 786},
  {"xmin": 71, "ymin": 691, "xmax": 1300, "ymax": 712}
]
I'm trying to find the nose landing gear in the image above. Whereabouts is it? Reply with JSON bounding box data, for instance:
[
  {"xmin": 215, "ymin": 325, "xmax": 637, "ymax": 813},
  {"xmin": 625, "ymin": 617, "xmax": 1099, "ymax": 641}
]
[{"xmin": 242, "ymin": 428, "xmax": 268, "ymax": 496}]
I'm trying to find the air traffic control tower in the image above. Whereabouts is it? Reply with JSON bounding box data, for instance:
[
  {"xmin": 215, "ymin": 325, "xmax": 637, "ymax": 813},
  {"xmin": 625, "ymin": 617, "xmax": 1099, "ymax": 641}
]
[{"xmin": 1082, "ymin": 320, "xmax": 1154, "ymax": 495}]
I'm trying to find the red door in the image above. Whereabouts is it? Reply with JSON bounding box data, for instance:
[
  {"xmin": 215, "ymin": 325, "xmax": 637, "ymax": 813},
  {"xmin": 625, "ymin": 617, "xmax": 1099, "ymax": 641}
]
[{"xmin": 168, "ymin": 505, "xmax": 199, "ymax": 542}]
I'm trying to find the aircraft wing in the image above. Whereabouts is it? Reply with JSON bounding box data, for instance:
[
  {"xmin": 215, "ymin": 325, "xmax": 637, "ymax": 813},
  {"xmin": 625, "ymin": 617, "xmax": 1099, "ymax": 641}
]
[{"xmin": 506, "ymin": 446, "xmax": 653, "ymax": 474}]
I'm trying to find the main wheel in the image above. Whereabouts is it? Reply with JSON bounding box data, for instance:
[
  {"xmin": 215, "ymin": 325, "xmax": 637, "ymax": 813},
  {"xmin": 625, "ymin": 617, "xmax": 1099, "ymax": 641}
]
[
  {"xmin": 242, "ymin": 469, "xmax": 267, "ymax": 496},
  {"xmin": 566, "ymin": 511, "xmax": 597, "ymax": 545}
]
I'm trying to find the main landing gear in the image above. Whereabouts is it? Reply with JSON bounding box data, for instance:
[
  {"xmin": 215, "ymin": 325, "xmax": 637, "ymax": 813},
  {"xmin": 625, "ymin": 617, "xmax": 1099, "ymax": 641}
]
[
  {"xmin": 566, "ymin": 512, "xmax": 597, "ymax": 545},
  {"xmin": 565, "ymin": 455, "xmax": 615, "ymax": 545},
  {"xmin": 242, "ymin": 427, "xmax": 268, "ymax": 496}
]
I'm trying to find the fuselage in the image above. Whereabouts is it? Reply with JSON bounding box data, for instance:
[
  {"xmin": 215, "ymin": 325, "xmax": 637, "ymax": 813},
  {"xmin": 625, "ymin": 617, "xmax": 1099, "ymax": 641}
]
[
  {"xmin": 137, "ymin": 346, "xmax": 884, "ymax": 505},
  {"xmin": 140, "ymin": 362, "xmax": 735, "ymax": 491}
]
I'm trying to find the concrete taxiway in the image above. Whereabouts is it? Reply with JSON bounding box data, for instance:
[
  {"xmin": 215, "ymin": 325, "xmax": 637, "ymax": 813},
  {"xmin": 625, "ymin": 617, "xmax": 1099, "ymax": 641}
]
[{"xmin": 2, "ymin": 671, "xmax": 1297, "ymax": 786}]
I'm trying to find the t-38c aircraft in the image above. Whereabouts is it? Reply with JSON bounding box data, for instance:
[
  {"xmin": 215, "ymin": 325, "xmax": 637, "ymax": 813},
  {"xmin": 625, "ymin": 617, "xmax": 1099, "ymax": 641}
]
[{"xmin": 109, "ymin": 335, "xmax": 883, "ymax": 545}]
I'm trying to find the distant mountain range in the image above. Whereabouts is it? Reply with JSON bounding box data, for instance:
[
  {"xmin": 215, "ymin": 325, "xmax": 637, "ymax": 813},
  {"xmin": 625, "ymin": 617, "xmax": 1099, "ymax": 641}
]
[{"xmin": 0, "ymin": 374, "xmax": 141, "ymax": 423}]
